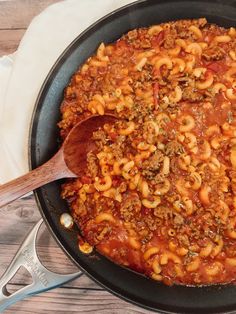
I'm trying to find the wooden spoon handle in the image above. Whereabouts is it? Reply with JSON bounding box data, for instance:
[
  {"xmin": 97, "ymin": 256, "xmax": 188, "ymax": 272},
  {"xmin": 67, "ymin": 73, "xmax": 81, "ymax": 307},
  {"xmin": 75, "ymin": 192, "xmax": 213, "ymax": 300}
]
[{"xmin": 0, "ymin": 150, "xmax": 72, "ymax": 208}]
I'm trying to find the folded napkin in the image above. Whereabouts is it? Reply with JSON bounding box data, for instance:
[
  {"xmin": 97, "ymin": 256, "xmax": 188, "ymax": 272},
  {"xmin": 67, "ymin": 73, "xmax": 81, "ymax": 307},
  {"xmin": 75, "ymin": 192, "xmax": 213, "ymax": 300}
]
[{"xmin": 0, "ymin": 0, "xmax": 135, "ymax": 184}]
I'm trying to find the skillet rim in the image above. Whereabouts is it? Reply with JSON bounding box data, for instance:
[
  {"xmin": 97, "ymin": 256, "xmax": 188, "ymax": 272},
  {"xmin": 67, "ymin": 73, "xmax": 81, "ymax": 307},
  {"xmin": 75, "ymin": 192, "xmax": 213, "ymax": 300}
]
[{"xmin": 29, "ymin": 0, "xmax": 236, "ymax": 313}]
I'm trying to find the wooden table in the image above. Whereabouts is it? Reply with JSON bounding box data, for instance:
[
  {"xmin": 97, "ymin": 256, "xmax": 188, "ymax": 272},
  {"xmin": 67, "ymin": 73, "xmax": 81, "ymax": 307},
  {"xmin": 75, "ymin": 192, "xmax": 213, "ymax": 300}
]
[{"xmin": 0, "ymin": 1, "xmax": 154, "ymax": 313}]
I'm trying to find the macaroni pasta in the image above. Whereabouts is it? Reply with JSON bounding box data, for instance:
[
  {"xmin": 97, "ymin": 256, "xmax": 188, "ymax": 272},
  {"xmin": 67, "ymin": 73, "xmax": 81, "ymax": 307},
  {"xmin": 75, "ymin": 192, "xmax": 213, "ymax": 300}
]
[{"xmin": 60, "ymin": 19, "xmax": 236, "ymax": 286}]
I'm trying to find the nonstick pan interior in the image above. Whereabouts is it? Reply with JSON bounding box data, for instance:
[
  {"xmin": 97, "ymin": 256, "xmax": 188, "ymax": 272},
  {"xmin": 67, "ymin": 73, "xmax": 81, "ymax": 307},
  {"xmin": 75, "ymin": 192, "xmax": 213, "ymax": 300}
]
[{"xmin": 30, "ymin": 0, "xmax": 236, "ymax": 313}]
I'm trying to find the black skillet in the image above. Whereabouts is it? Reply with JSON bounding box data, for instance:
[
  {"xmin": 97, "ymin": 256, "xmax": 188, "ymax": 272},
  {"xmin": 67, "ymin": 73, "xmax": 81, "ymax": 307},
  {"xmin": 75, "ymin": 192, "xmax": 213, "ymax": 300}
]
[{"xmin": 30, "ymin": 0, "xmax": 236, "ymax": 313}]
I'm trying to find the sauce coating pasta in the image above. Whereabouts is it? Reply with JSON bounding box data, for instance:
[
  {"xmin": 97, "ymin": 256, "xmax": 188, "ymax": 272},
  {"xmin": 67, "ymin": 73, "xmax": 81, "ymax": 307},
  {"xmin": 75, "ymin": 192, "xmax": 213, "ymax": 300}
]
[{"xmin": 59, "ymin": 18, "xmax": 236, "ymax": 286}]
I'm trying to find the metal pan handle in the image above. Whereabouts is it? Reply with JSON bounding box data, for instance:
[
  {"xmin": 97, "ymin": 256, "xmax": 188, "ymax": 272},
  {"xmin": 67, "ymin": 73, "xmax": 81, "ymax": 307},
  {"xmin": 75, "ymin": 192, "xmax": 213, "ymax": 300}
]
[{"xmin": 0, "ymin": 219, "xmax": 82, "ymax": 312}]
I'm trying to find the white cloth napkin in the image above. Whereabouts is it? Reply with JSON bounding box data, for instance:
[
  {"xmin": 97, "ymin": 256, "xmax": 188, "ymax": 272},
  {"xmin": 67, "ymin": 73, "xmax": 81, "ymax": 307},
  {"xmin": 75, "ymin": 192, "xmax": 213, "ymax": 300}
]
[{"xmin": 0, "ymin": 0, "xmax": 135, "ymax": 184}]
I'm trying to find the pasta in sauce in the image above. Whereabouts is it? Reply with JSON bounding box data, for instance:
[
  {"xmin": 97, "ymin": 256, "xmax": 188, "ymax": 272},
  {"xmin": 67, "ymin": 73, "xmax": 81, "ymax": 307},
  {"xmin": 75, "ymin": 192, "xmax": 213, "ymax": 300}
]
[{"xmin": 59, "ymin": 18, "xmax": 236, "ymax": 285}]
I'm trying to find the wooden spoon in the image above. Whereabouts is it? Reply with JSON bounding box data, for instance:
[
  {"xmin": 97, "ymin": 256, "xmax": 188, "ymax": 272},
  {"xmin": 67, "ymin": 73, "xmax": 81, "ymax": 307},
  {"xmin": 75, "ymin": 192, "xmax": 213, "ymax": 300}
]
[{"xmin": 0, "ymin": 115, "xmax": 117, "ymax": 208}]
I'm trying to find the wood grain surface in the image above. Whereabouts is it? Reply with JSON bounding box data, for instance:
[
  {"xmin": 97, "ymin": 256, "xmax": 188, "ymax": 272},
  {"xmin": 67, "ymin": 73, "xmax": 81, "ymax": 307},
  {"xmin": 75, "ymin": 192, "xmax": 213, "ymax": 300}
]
[
  {"xmin": 0, "ymin": 1, "xmax": 155, "ymax": 313},
  {"xmin": 0, "ymin": 0, "xmax": 63, "ymax": 55}
]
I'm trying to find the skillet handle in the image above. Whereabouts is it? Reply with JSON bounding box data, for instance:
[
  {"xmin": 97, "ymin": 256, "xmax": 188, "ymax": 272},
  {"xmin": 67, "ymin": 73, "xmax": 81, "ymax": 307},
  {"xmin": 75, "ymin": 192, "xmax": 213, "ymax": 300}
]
[{"xmin": 0, "ymin": 219, "xmax": 82, "ymax": 312}]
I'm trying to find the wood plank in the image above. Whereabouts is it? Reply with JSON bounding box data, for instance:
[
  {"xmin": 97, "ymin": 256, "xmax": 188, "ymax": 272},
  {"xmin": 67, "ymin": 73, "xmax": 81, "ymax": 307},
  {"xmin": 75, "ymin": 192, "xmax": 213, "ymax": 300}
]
[
  {"xmin": 0, "ymin": 29, "xmax": 25, "ymax": 55},
  {"xmin": 0, "ymin": 0, "xmax": 62, "ymax": 56},
  {"xmin": 0, "ymin": 0, "xmax": 61, "ymax": 29},
  {"xmin": 3, "ymin": 285, "xmax": 153, "ymax": 314},
  {"xmin": 0, "ymin": 197, "xmax": 56, "ymax": 246}
]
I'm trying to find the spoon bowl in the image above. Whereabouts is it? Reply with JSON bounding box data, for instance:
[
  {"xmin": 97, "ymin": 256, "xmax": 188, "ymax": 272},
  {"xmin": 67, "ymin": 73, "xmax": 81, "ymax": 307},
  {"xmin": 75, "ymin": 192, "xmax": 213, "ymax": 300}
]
[
  {"xmin": 0, "ymin": 114, "xmax": 117, "ymax": 208},
  {"xmin": 63, "ymin": 115, "xmax": 116, "ymax": 176}
]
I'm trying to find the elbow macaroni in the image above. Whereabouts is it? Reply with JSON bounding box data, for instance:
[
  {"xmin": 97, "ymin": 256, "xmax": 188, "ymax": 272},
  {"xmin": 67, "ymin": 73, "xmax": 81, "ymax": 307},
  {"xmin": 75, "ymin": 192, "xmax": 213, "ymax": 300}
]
[{"xmin": 60, "ymin": 19, "xmax": 236, "ymax": 286}]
